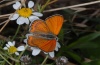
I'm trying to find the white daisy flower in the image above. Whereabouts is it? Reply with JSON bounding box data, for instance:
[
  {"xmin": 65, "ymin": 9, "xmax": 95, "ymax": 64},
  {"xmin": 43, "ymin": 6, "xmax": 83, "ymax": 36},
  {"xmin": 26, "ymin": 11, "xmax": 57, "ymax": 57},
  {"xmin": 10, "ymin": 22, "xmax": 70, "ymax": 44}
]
[
  {"xmin": 24, "ymin": 34, "xmax": 61, "ymax": 58},
  {"xmin": 3, "ymin": 41, "xmax": 25, "ymax": 55},
  {"xmin": 10, "ymin": 1, "xmax": 43, "ymax": 25}
]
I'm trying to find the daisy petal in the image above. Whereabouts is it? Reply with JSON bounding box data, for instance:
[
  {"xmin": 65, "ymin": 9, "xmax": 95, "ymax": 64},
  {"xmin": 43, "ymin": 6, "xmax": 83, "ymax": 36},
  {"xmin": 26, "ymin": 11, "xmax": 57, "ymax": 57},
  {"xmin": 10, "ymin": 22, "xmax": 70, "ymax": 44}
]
[
  {"xmin": 49, "ymin": 52, "xmax": 54, "ymax": 58},
  {"xmin": 6, "ymin": 44, "xmax": 10, "ymax": 48},
  {"xmin": 12, "ymin": 41, "xmax": 15, "ymax": 46},
  {"xmin": 29, "ymin": 16, "xmax": 39, "ymax": 22},
  {"xmin": 24, "ymin": 39, "xmax": 27, "ymax": 44},
  {"xmin": 44, "ymin": 52, "xmax": 48, "ymax": 54},
  {"xmin": 8, "ymin": 41, "xmax": 14, "ymax": 46},
  {"xmin": 57, "ymin": 42, "xmax": 61, "ymax": 48},
  {"xmin": 28, "ymin": 1, "xmax": 34, "ymax": 8},
  {"xmin": 13, "ymin": 1, "xmax": 21, "ymax": 10},
  {"xmin": 33, "ymin": 12, "xmax": 43, "ymax": 17},
  {"xmin": 31, "ymin": 47, "xmax": 36, "ymax": 50},
  {"xmin": 15, "ymin": 52, "xmax": 19, "ymax": 55},
  {"xmin": 24, "ymin": 18, "xmax": 29, "ymax": 24},
  {"xmin": 10, "ymin": 14, "xmax": 19, "ymax": 20},
  {"xmin": 17, "ymin": 17, "xmax": 25, "ymax": 25},
  {"xmin": 55, "ymin": 46, "xmax": 58, "ymax": 51},
  {"xmin": 17, "ymin": 17, "xmax": 28, "ymax": 25},
  {"xmin": 17, "ymin": 46, "xmax": 25, "ymax": 51},
  {"xmin": 32, "ymin": 48, "xmax": 41, "ymax": 56},
  {"xmin": 3, "ymin": 47, "xmax": 8, "ymax": 50}
]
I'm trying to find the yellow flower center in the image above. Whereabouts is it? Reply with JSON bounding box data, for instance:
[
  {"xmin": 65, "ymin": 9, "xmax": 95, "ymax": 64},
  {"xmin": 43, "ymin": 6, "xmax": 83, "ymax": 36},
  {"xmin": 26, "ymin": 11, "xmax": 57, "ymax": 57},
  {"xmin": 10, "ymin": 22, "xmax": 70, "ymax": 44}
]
[
  {"xmin": 17, "ymin": 8, "xmax": 32, "ymax": 18},
  {"xmin": 8, "ymin": 46, "xmax": 17, "ymax": 54}
]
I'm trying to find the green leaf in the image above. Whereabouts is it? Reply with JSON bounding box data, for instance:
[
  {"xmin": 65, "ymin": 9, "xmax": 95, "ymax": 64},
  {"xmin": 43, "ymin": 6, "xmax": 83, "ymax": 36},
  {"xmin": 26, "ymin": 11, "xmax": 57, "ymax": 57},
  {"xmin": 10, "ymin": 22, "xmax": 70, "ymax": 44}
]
[
  {"xmin": 95, "ymin": 24, "xmax": 100, "ymax": 31},
  {"xmin": 58, "ymin": 28, "xmax": 64, "ymax": 43},
  {"xmin": 71, "ymin": 41, "xmax": 99, "ymax": 49},
  {"xmin": 67, "ymin": 32, "xmax": 100, "ymax": 49},
  {"xmin": 82, "ymin": 60, "xmax": 100, "ymax": 65},
  {"xmin": 66, "ymin": 51, "xmax": 82, "ymax": 63},
  {"xmin": 80, "ymin": 48, "xmax": 100, "ymax": 59},
  {"xmin": 66, "ymin": 33, "xmax": 100, "ymax": 59},
  {"xmin": 66, "ymin": 32, "xmax": 100, "ymax": 59}
]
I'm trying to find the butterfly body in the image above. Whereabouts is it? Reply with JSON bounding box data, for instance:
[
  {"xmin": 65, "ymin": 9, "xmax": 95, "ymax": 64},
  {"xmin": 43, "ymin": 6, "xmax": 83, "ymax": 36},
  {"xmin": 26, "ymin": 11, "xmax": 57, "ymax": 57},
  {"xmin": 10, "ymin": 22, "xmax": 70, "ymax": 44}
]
[
  {"xmin": 27, "ymin": 14, "xmax": 64, "ymax": 52},
  {"xmin": 32, "ymin": 32, "xmax": 56, "ymax": 40}
]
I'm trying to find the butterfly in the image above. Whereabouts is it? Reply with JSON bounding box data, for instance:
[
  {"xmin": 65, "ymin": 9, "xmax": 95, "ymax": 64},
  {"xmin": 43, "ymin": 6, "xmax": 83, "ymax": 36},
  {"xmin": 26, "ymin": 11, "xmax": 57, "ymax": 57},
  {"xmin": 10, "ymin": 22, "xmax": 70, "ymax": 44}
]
[{"xmin": 27, "ymin": 14, "xmax": 64, "ymax": 52}]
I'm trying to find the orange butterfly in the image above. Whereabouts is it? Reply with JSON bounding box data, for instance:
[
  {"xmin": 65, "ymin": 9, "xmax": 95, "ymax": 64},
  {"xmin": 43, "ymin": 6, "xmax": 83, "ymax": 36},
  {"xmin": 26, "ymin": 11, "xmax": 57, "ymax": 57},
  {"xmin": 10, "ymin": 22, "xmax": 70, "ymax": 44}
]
[{"xmin": 27, "ymin": 14, "xmax": 64, "ymax": 52}]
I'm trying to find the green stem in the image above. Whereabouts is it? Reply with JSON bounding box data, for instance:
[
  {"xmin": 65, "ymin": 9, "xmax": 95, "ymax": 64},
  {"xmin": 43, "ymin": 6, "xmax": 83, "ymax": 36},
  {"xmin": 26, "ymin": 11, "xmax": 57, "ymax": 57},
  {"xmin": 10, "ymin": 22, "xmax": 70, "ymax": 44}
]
[
  {"xmin": 12, "ymin": 25, "xmax": 20, "ymax": 41},
  {"xmin": 0, "ymin": 54, "xmax": 12, "ymax": 65},
  {"xmin": 41, "ymin": 54, "xmax": 49, "ymax": 65},
  {"xmin": 40, "ymin": 0, "xmax": 50, "ymax": 12},
  {"xmin": 18, "ymin": 44, "xmax": 28, "ymax": 60},
  {"xmin": 15, "ymin": 62, "xmax": 20, "ymax": 65}
]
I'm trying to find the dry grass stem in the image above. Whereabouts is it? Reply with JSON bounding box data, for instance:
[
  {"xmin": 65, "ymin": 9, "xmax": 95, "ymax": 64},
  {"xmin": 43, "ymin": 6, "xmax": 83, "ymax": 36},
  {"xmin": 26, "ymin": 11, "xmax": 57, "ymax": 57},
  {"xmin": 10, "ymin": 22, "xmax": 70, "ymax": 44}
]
[
  {"xmin": 0, "ymin": 2, "xmax": 23, "ymax": 32},
  {"xmin": 0, "ymin": 13, "xmax": 12, "ymax": 18},
  {"xmin": 0, "ymin": 20, "xmax": 8, "ymax": 25},
  {"xmin": 43, "ymin": 0, "xmax": 100, "ymax": 12},
  {"xmin": 0, "ymin": 0, "xmax": 20, "ymax": 8},
  {"xmin": 0, "ymin": 17, "xmax": 9, "ymax": 19},
  {"xmin": 0, "ymin": 35, "xmax": 9, "ymax": 41},
  {"xmin": 82, "ymin": 9, "xmax": 100, "ymax": 24},
  {"xmin": 0, "ymin": 19, "xmax": 10, "ymax": 32},
  {"xmin": 0, "ymin": 12, "xmax": 15, "ymax": 32},
  {"xmin": 48, "ymin": 0, "xmax": 58, "ymax": 5}
]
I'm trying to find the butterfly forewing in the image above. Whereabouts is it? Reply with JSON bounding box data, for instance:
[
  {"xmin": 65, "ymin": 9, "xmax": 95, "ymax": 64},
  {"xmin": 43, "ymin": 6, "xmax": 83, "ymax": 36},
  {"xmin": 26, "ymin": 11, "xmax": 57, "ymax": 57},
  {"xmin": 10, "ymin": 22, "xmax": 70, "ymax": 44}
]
[
  {"xmin": 30, "ymin": 20, "xmax": 50, "ymax": 33},
  {"xmin": 45, "ymin": 15, "xmax": 64, "ymax": 35}
]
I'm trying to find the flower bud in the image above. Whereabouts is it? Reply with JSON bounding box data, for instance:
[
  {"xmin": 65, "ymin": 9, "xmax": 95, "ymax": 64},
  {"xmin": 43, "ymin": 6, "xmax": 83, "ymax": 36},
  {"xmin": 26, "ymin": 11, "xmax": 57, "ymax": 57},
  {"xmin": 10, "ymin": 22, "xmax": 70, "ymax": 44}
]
[
  {"xmin": 56, "ymin": 56, "xmax": 68, "ymax": 65},
  {"xmin": 20, "ymin": 55, "xmax": 32, "ymax": 65}
]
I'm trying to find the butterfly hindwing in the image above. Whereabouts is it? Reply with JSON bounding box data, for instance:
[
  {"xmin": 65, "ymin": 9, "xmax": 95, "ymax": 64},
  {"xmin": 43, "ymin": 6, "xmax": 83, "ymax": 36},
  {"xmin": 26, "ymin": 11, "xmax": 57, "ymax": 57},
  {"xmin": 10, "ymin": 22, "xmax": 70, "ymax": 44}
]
[{"xmin": 27, "ymin": 35, "xmax": 56, "ymax": 52}]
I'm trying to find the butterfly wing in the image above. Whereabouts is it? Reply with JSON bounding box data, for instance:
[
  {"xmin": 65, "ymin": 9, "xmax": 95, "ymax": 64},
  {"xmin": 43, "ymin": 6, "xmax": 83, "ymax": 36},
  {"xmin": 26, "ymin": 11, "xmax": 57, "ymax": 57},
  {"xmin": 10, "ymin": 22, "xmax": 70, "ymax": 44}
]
[
  {"xmin": 29, "ymin": 20, "xmax": 50, "ymax": 33},
  {"xmin": 45, "ymin": 14, "xmax": 64, "ymax": 35},
  {"xmin": 28, "ymin": 20, "xmax": 56, "ymax": 52},
  {"xmin": 27, "ymin": 35, "xmax": 56, "ymax": 52},
  {"xmin": 28, "ymin": 14, "xmax": 64, "ymax": 52}
]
